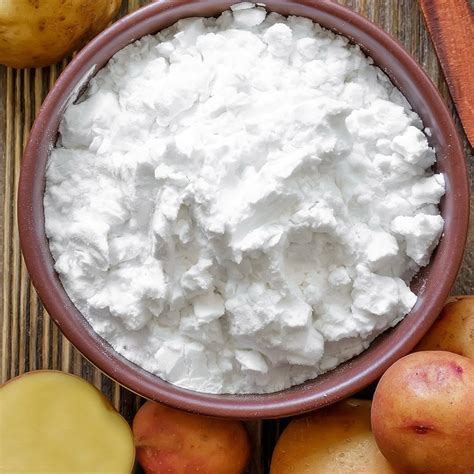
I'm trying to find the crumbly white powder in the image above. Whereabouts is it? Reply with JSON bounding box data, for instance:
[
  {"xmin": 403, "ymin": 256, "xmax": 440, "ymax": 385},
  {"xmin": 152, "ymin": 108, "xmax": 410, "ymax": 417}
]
[{"xmin": 44, "ymin": 4, "xmax": 445, "ymax": 394}]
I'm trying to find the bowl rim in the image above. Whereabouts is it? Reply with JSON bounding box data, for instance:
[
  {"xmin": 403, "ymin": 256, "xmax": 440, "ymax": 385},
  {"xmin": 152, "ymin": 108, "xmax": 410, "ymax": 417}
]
[{"xmin": 18, "ymin": 0, "xmax": 469, "ymax": 419}]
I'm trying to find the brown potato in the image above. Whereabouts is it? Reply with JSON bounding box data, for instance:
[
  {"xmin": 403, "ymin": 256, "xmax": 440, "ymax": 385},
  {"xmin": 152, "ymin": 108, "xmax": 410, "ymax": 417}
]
[
  {"xmin": 0, "ymin": 0, "xmax": 121, "ymax": 68},
  {"xmin": 0, "ymin": 370, "xmax": 135, "ymax": 473},
  {"xmin": 371, "ymin": 351, "xmax": 474, "ymax": 474},
  {"xmin": 132, "ymin": 400, "xmax": 251, "ymax": 474},
  {"xmin": 416, "ymin": 296, "xmax": 474, "ymax": 359},
  {"xmin": 270, "ymin": 399, "xmax": 396, "ymax": 474}
]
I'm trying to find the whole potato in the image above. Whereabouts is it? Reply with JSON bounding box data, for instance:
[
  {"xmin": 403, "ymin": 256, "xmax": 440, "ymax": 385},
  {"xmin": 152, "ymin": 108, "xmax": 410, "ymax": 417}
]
[
  {"xmin": 0, "ymin": 0, "xmax": 121, "ymax": 68},
  {"xmin": 416, "ymin": 296, "xmax": 474, "ymax": 359},
  {"xmin": 270, "ymin": 399, "xmax": 396, "ymax": 474},
  {"xmin": 132, "ymin": 401, "xmax": 251, "ymax": 474},
  {"xmin": 371, "ymin": 351, "xmax": 474, "ymax": 474}
]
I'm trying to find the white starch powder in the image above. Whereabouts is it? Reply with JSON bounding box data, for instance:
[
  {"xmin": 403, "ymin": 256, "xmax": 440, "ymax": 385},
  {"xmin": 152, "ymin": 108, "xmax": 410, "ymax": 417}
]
[{"xmin": 44, "ymin": 4, "xmax": 445, "ymax": 394}]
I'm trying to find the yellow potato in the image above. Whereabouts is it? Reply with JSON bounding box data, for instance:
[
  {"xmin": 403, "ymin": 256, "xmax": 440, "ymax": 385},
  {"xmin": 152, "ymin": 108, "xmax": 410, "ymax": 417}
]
[
  {"xmin": 0, "ymin": 370, "xmax": 135, "ymax": 473},
  {"xmin": 270, "ymin": 399, "xmax": 396, "ymax": 474},
  {"xmin": 416, "ymin": 296, "xmax": 474, "ymax": 359},
  {"xmin": 0, "ymin": 0, "xmax": 121, "ymax": 68}
]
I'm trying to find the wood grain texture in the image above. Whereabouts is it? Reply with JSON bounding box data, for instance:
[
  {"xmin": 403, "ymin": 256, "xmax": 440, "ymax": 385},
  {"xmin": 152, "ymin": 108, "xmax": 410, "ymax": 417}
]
[
  {"xmin": 1, "ymin": 2, "xmax": 473, "ymax": 473},
  {"xmin": 419, "ymin": 0, "xmax": 474, "ymax": 146}
]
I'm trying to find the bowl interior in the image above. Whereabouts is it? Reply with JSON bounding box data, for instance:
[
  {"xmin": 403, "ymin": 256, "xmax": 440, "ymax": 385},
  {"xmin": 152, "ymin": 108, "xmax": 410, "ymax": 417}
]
[{"xmin": 18, "ymin": 0, "xmax": 469, "ymax": 418}]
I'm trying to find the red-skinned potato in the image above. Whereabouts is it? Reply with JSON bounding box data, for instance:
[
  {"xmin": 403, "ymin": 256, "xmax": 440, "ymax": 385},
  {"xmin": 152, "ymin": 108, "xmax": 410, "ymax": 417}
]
[
  {"xmin": 416, "ymin": 296, "xmax": 474, "ymax": 358},
  {"xmin": 133, "ymin": 401, "xmax": 251, "ymax": 474},
  {"xmin": 0, "ymin": 0, "xmax": 121, "ymax": 68},
  {"xmin": 371, "ymin": 351, "xmax": 474, "ymax": 474}
]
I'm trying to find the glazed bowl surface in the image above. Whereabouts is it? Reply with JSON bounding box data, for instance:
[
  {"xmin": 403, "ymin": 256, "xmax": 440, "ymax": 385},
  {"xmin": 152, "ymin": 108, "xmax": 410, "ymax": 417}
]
[{"xmin": 18, "ymin": 0, "xmax": 469, "ymax": 418}]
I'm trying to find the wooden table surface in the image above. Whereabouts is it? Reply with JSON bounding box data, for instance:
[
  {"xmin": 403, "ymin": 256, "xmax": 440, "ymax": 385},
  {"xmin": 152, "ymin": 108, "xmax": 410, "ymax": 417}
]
[{"xmin": 1, "ymin": 1, "xmax": 472, "ymax": 472}]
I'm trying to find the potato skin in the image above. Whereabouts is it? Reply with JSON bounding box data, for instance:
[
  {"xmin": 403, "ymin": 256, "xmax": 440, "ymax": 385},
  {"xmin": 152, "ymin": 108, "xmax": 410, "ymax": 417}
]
[
  {"xmin": 371, "ymin": 351, "xmax": 474, "ymax": 474},
  {"xmin": 416, "ymin": 296, "xmax": 474, "ymax": 359},
  {"xmin": 270, "ymin": 399, "xmax": 395, "ymax": 474},
  {"xmin": 0, "ymin": 0, "xmax": 121, "ymax": 68},
  {"xmin": 132, "ymin": 401, "xmax": 251, "ymax": 474}
]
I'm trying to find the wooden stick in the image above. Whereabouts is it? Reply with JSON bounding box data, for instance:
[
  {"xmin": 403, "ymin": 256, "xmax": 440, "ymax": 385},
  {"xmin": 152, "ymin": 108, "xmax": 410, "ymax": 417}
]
[{"xmin": 419, "ymin": 0, "xmax": 474, "ymax": 147}]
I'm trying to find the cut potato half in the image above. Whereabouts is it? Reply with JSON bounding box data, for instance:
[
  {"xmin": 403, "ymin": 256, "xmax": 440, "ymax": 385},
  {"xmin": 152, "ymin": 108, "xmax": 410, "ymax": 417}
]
[{"xmin": 0, "ymin": 370, "xmax": 135, "ymax": 473}]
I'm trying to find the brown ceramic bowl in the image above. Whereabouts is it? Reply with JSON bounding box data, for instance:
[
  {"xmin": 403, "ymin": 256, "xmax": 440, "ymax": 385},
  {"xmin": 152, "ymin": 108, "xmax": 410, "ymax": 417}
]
[{"xmin": 18, "ymin": 0, "xmax": 469, "ymax": 419}]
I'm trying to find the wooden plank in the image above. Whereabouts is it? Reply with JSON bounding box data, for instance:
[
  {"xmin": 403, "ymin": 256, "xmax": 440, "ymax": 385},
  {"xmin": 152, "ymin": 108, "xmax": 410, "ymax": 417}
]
[{"xmin": 0, "ymin": 2, "xmax": 472, "ymax": 473}]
